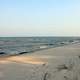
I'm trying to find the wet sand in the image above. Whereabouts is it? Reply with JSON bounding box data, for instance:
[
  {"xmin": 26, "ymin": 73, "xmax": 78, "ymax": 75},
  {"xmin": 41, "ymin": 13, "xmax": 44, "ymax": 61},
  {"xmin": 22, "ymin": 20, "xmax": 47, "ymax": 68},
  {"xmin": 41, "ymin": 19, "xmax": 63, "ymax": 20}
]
[{"xmin": 0, "ymin": 43, "xmax": 80, "ymax": 80}]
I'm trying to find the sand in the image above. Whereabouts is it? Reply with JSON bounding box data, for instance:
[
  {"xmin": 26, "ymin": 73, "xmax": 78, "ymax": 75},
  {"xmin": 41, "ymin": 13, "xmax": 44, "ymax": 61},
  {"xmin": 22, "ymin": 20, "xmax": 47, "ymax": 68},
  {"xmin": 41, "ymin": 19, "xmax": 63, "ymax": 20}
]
[{"xmin": 0, "ymin": 43, "xmax": 80, "ymax": 80}]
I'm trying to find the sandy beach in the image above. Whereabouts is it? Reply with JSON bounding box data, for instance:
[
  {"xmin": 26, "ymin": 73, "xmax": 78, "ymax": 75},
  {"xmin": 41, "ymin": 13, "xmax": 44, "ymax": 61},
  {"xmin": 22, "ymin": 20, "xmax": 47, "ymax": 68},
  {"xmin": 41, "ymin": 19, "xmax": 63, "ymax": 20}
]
[{"xmin": 0, "ymin": 43, "xmax": 80, "ymax": 80}]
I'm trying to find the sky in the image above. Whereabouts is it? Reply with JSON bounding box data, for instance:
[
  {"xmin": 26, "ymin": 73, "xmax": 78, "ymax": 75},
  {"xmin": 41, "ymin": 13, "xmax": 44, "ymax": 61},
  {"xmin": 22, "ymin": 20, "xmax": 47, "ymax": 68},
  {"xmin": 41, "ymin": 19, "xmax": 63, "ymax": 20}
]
[{"xmin": 0, "ymin": 0, "xmax": 80, "ymax": 37}]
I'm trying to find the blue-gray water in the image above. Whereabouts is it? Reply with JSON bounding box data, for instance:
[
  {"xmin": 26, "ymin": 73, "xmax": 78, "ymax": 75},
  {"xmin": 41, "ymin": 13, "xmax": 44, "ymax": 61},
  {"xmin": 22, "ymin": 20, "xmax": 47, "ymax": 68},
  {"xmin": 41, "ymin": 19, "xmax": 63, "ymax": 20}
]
[{"xmin": 0, "ymin": 37, "xmax": 80, "ymax": 55}]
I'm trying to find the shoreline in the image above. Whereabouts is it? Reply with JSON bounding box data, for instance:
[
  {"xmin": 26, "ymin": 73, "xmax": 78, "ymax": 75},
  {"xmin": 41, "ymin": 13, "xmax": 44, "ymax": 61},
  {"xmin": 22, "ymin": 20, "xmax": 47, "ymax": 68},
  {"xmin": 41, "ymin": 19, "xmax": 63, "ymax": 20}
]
[
  {"xmin": 0, "ymin": 38, "xmax": 79, "ymax": 57},
  {"xmin": 0, "ymin": 41, "xmax": 78, "ymax": 58},
  {"xmin": 0, "ymin": 42, "xmax": 80, "ymax": 64},
  {"xmin": 0, "ymin": 42, "xmax": 79, "ymax": 59}
]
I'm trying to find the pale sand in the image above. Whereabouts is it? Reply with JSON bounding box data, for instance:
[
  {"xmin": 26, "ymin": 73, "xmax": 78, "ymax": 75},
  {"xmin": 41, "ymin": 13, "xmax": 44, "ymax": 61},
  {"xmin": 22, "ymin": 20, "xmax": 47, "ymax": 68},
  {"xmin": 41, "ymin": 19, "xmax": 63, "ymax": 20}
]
[{"xmin": 0, "ymin": 43, "xmax": 80, "ymax": 80}]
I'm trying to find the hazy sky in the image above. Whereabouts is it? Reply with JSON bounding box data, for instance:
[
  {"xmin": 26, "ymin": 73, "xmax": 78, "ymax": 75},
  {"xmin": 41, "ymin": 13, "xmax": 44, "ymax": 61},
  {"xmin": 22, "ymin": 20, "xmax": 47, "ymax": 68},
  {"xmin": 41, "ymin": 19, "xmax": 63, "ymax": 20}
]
[{"xmin": 0, "ymin": 0, "xmax": 80, "ymax": 36}]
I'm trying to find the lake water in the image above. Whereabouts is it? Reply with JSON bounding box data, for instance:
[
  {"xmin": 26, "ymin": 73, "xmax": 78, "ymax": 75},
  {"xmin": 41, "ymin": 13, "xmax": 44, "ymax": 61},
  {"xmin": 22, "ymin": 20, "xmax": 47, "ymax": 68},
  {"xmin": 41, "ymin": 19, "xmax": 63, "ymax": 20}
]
[{"xmin": 0, "ymin": 37, "xmax": 80, "ymax": 55}]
